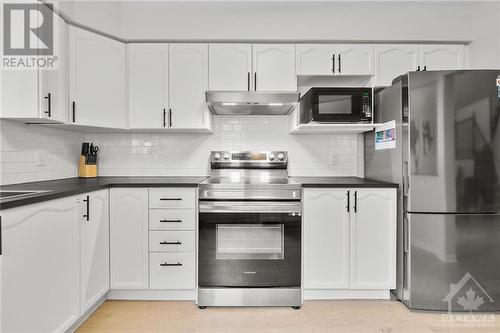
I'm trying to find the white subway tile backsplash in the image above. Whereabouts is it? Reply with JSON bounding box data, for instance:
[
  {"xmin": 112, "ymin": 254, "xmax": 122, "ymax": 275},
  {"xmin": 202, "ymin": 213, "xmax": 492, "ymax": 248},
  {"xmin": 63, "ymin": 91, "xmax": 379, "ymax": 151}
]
[{"xmin": 1, "ymin": 116, "xmax": 362, "ymax": 185}]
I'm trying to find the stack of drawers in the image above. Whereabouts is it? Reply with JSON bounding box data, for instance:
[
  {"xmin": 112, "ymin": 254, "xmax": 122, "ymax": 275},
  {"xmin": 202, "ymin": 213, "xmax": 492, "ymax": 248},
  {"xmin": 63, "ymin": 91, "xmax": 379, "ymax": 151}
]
[{"xmin": 148, "ymin": 188, "xmax": 196, "ymax": 289}]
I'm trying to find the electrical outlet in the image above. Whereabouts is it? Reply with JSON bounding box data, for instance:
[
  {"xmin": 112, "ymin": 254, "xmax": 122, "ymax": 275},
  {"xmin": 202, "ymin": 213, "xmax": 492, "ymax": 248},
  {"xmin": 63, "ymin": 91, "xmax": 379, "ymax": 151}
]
[
  {"xmin": 329, "ymin": 153, "xmax": 339, "ymax": 166},
  {"xmin": 35, "ymin": 151, "xmax": 45, "ymax": 166}
]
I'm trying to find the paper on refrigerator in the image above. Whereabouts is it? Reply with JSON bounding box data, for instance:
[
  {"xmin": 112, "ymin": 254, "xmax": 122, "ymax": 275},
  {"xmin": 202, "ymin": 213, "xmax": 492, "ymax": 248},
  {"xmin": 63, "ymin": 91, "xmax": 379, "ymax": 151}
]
[{"xmin": 375, "ymin": 120, "xmax": 396, "ymax": 150}]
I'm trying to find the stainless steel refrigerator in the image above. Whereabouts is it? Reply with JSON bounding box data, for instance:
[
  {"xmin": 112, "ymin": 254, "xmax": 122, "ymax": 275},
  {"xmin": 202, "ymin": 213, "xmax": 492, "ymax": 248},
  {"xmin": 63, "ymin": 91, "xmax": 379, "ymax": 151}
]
[{"xmin": 365, "ymin": 70, "xmax": 500, "ymax": 311}]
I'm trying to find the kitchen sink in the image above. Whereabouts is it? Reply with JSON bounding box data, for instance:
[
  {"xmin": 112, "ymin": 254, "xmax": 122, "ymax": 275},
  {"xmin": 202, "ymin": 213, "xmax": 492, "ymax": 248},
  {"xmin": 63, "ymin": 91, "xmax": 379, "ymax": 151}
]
[{"xmin": 0, "ymin": 190, "xmax": 52, "ymax": 199}]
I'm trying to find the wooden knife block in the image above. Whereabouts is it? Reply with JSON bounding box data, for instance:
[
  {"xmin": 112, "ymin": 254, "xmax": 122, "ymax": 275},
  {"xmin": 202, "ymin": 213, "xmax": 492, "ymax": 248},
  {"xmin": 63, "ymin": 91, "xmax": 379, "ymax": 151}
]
[{"xmin": 78, "ymin": 155, "xmax": 97, "ymax": 178}]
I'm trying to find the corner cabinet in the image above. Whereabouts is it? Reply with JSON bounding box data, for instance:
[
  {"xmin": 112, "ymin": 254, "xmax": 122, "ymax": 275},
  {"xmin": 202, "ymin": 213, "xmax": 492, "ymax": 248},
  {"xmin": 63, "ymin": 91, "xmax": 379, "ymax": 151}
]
[
  {"xmin": 68, "ymin": 25, "xmax": 126, "ymax": 128},
  {"xmin": 79, "ymin": 189, "xmax": 110, "ymax": 313},
  {"xmin": 1, "ymin": 196, "xmax": 81, "ymax": 333},
  {"xmin": 110, "ymin": 188, "xmax": 149, "ymax": 289},
  {"xmin": 303, "ymin": 187, "xmax": 396, "ymax": 298}
]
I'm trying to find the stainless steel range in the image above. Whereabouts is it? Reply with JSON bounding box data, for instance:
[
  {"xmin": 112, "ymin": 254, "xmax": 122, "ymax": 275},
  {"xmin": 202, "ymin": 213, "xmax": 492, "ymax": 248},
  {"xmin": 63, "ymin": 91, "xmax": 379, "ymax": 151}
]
[{"xmin": 198, "ymin": 151, "xmax": 302, "ymax": 309}]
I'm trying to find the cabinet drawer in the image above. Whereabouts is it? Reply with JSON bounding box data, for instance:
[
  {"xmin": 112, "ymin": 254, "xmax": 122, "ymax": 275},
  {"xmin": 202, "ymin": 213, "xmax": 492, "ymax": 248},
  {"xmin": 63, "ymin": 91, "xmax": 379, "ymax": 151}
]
[
  {"xmin": 149, "ymin": 231, "xmax": 195, "ymax": 252},
  {"xmin": 149, "ymin": 253, "xmax": 195, "ymax": 290},
  {"xmin": 149, "ymin": 188, "xmax": 196, "ymax": 209},
  {"xmin": 149, "ymin": 210, "xmax": 196, "ymax": 231}
]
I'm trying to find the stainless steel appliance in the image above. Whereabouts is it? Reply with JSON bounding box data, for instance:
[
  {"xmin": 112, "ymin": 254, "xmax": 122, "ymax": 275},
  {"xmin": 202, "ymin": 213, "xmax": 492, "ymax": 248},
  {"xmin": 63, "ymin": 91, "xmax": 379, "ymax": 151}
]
[
  {"xmin": 365, "ymin": 70, "xmax": 500, "ymax": 311},
  {"xmin": 206, "ymin": 91, "xmax": 300, "ymax": 115},
  {"xmin": 299, "ymin": 87, "xmax": 372, "ymax": 124},
  {"xmin": 198, "ymin": 151, "xmax": 302, "ymax": 308}
]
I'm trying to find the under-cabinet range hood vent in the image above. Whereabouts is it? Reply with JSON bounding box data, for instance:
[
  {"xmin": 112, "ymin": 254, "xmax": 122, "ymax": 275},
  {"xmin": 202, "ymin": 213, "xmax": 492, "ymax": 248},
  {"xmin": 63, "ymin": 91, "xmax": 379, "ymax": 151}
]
[{"xmin": 206, "ymin": 91, "xmax": 300, "ymax": 115}]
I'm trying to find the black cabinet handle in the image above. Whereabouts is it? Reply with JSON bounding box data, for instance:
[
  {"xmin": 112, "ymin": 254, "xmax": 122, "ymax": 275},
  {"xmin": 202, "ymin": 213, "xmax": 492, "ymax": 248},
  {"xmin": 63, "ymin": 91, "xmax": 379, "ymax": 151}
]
[
  {"xmin": 169, "ymin": 108, "xmax": 172, "ymax": 127},
  {"xmin": 332, "ymin": 54, "xmax": 335, "ymax": 74},
  {"xmin": 160, "ymin": 262, "xmax": 182, "ymax": 267},
  {"xmin": 247, "ymin": 72, "xmax": 250, "ymax": 91},
  {"xmin": 160, "ymin": 241, "xmax": 182, "ymax": 245},
  {"xmin": 338, "ymin": 54, "xmax": 341, "ymax": 73},
  {"xmin": 353, "ymin": 191, "xmax": 358, "ymax": 213},
  {"xmin": 417, "ymin": 66, "xmax": 421, "ymax": 71},
  {"xmin": 163, "ymin": 108, "xmax": 166, "ymax": 127},
  {"xmin": 423, "ymin": 65, "xmax": 427, "ymax": 71},
  {"xmin": 44, "ymin": 93, "xmax": 51, "ymax": 117},
  {"xmin": 254, "ymin": 72, "xmax": 257, "ymax": 91},
  {"xmin": 72, "ymin": 101, "xmax": 76, "ymax": 122},
  {"xmin": 346, "ymin": 190, "xmax": 350, "ymax": 213},
  {"xmin": 83, "ymin": 195, "xmax": 90, "ymax": 221},
  {"xmin": 160, "ymin": 219, "xmax": 182, "ymax": 223},
  {"xmin": 159, "ymin": 198, "xmax": 182, "ymax": 201}
]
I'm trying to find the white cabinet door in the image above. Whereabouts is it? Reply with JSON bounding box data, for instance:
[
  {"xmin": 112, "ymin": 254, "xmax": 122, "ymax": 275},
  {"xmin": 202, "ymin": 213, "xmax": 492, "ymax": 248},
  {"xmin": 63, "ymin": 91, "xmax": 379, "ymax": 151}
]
[
  {"xmin": 375, "ymin": 44, "xmax": 420, "ymax": 86},
  {"xmin": 350, "ymin": 188, "xmax": 396, "ymax": 289},
  {"xmin": 336, "ymin": 44, "xmax": 374, "ymax": 76},
  {"xmin": 0, "ymin": 70, "xmax": 39, "ymax": 120},
  {"xmin": 303, "ymin": 188, "xmax": 350, "ymax": 289},
  {"xmin": 209, "ymin": 44, "xmax": 252, "ymax": 91},
  {"xmin": 169, "ymin": 44, "xmax": 210, "ymax": 129},
  {"xmin": 80, "ymin": 189, "xmax": 109, "ymax": 313},
  {"xmin": 128, "ymin": 43, "xmax": 169, "ymax": 129},
  {"xmin": 420, "ymin": 44, "xmax": 465, "ymax": 71},
  {"xmin": 39, "ymin": 12, "xmax": 68, "ymax": 123},
  {"xmin": 296, "ymin": 44, "xmax": 336, "ymax": 76},
  {"xmin": 68, "ymin": 26, "xmax": 126, "ymax": 128},
  {"xmin": 110, "ymin": 188, "xmax": 149, "ymax": 289},
  {"xmin": 252, "ymin": 44, "xmax": 296, "ymax": 91},
  {"xmin": 1, "ymin": 197, "xmax": 80, "ymax": 333}
]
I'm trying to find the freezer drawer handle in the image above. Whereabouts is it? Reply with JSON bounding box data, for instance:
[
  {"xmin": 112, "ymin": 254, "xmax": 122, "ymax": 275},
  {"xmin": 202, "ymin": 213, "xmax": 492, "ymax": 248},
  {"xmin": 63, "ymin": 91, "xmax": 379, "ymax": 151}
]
[
  {"xmin": 160, "ymin": 262, "xmax": 182, "ymax": 267},
  {"xmin": 160, "ymin": 241, "xmax": 182, "ymax": 245},
  {"xmin": 160, "ymin": 219, "xmax": 182, "ymax": 223},
  {"xmin": 159, "ymin": 198, "xmax": 182, "ymax": 201}
]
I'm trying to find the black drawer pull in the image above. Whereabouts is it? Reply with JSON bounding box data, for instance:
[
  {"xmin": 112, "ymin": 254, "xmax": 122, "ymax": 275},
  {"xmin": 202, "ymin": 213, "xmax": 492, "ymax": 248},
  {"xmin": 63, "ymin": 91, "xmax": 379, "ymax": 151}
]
[
  {"xmin": 160, "ymin": 219, "xmax": 182, "ymax": 223},
  {"xmin": 160, "ymin": 241, "xmax": 182, "ymax": 245},
  {"xmin": 159, "ymin": 198, "xmax": 182, "ymax": 201},
  {"xmin": 160, "ymin": 262, "xmax": 182, "ymax": 267}
]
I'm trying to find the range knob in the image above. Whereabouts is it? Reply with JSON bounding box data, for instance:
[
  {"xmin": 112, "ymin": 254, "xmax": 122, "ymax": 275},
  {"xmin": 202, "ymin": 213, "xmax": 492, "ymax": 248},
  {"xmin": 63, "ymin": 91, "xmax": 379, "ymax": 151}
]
[
  {"xmin": 268, "ymin": 153, "xmax": 276, "ymax": 161},
  {"xmin": 223, "ymin": 153, "xmax": 231, "ymax": 160},
  {"xmin": 213, "ymin": 152, "xmax": 221, "ymax": 160},
  {"xmin": 277, "ymin": 153, "xmax": 285, "ymax": 161}
]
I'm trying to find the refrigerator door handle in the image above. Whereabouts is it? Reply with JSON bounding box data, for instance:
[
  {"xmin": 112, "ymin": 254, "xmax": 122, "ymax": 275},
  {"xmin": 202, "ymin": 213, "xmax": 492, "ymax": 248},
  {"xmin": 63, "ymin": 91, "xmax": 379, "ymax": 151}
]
[{"xmin": 403, "ymin": 213, "xmax": 409, "ymax": 254}]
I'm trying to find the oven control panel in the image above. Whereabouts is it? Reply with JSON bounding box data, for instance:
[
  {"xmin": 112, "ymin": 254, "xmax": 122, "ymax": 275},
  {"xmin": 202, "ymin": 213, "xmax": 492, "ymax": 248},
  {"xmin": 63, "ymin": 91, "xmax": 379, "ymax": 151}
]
[{"xmin": 210, "ymin": 151, "xmax": 288, "ymax": 168}]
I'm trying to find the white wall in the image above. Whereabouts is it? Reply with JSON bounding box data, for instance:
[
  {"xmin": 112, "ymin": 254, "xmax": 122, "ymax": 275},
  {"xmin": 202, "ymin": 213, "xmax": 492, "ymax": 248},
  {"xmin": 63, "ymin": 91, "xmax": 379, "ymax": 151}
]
[{"xmin": 0, "ymin": 120, "xmax": 82, "ymax": 185}]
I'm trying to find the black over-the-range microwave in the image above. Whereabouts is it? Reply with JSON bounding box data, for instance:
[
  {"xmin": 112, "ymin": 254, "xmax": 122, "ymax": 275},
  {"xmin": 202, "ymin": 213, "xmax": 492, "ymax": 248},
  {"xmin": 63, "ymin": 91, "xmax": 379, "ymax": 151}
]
[{"xmin": 299, "ymin": 87, "xmax": 373, "ymax": 124}]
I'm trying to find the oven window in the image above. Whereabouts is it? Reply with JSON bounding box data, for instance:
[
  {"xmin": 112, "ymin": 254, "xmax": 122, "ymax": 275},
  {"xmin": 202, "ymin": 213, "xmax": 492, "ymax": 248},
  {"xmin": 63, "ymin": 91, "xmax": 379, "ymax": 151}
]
[
  {"xmin": 216, "ymin": 224, "xmax": 284, "ymax": 260},
  {"xmin": 317, "ymin": 95, "xmax": 352, "ymax": 114}
]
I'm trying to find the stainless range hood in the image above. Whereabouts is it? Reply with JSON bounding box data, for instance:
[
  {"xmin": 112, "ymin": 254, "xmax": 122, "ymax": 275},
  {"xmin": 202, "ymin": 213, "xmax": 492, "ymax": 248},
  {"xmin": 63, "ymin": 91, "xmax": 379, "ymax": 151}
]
[{"xmin": 206, "ymin": 91, "xmax": 300, "ymax": 115}]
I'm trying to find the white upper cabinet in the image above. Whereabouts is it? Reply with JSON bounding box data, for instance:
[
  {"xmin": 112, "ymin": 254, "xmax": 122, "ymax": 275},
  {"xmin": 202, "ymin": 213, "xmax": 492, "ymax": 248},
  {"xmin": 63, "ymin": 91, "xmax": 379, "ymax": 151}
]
[
  {"xmin": 253, "ymin": 44, "xmax": 297, "ymax": 91},
  {"xmin": 168, "ymin": 44, "xmax": 210, "ymax": 129},
  {"xmin": 296, "ymin": 44, "xmax": 373, "ymax": 76},
  {"xmin": 296, "ymin": 44, "xmax": 336, "ymax": 76},
  {"xmin": 80, "ymin": 190, "xmax": 110, "ymax": 313},
  {"xmin": 128, "ymin": 44, "xmax": 169, "ymax": 129},
  {"xmin": 420, "ymin": 44, "xmax": 465, "ymax": 71},
  {"xmin": 38, "ymin": 12, "xmax": 68, "ymax": 123},
  {"xmin": 110, "ymin": 188, "xmax": 149, "ymax": 290},
  {"xmin": 303, "ymin": 188, "xmax": 350, "ymax": 289},
  {"xmin": 350, "ymin": 188, "xmax": 396, "ymax": 290},
  {"xmin": 335, "ymin": 44, "xmax": 375, "ymax": 76},
  {"xmin": 1, "ymin": 196, "xmax": 80, "ymax": 333},
  {"xmin": 209, "ymin": 44, "xmax": 252, "ymax": 91},
  {"xmin": 68, "ymin": 25, "xmax": 126, "ymax": 128},
  {"xmin": 375, "ymin": 44, "xmax": 420, "ymax": 86}
]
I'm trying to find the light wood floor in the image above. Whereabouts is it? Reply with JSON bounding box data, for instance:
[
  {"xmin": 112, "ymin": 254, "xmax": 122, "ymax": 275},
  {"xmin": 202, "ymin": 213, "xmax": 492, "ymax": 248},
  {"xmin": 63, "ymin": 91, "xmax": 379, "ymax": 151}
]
[{"xmin": 77, "ymin": 300, "xmax": 500, "ymax": 333}]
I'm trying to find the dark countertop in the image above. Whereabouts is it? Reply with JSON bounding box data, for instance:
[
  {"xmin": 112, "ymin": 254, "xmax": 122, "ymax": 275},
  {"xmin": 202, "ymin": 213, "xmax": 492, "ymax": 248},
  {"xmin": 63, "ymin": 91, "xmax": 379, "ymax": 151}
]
[
  {"xmin": 290, "ymin": 177, "xmax": 398, "ymax": 188},
  {"xmin": 0, "ymin": 176, "xmax": 208, "ymax": 210}
]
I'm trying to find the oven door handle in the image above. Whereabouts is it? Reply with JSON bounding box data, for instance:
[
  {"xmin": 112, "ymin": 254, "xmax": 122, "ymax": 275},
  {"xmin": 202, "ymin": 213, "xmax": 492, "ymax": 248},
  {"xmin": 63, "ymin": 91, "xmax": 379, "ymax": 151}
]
[{"xmin": 199, "ymin": 201, "xmax": 302, "ymax": 214}]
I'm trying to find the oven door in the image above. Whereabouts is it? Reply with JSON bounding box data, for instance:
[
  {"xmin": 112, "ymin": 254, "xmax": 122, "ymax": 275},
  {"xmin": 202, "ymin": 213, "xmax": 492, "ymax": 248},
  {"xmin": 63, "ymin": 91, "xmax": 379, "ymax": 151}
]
[
  {"xmin": 310, "ymin": 88, "xmax": 371, "ymax": 122},
  {"xmin": 198, "ymin": 201, "xmax": 301, "ymax": 288}
]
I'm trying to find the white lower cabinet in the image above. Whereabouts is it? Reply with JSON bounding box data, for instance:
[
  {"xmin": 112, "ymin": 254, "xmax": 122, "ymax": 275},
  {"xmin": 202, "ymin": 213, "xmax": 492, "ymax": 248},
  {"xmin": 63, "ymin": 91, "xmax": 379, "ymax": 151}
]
[
  {"xmin": 80, "ymin": 189, "xmax": 110, "ymax": 313},
  {"xmin": 110, "ymin": 188, "xmax": 149, "ymax": 290},
  {"xmin": 303, "ymin": 187, "xmax": 396, "ymax": 298},
  {"xmin": 1, "ymin": 196, "xmax": 81, "ymax": 333},
  {"xmin": 149, "ymin": 253, "xmax": 196, "ymax": 290}
]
